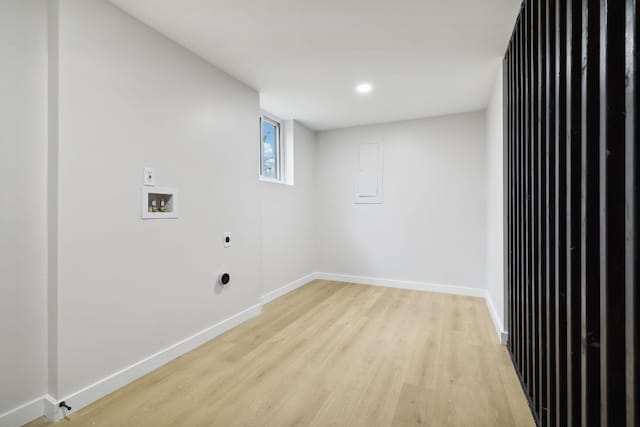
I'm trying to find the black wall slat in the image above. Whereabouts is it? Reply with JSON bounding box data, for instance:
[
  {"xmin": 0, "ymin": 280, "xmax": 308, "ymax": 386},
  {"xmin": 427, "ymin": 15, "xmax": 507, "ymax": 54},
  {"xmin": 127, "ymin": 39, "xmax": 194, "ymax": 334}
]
[
  {"xmin": 530, "ymin": 0, "xmax": 540, "ymax": 412},
  {"xmin": 515, "ymin": 21, "xmax": 521, "ymax": 376},
  {"xmin": 515, "ymin": 27, "xmax": 520, "ymax": 369},
  {"xmin": 554, "ymin": 0, "xmax": 568, "ymax": 424},
  {"xmin": 504, "ymin": 0, "xmax": 637, "ymax": 425},
  {"xmin": 599, "ymin": 0, "xmax": 627, "ymax": 425},
  {"xmin": 525, "ymin": 1, "xmax": 534, "ymax": 403},
  {"xmin": 510, "ymin": 43, "xmax": 516, "ymax": 362},
  {"xmin": 538, "ymin": 0, "xmax": 548, "ymax": 418},
  {"xmin": 625, "ymin": 3, "xmax": 640, "ymax": 424},
  {"xmin": 566, "ymin": 1, "xmax": 583, "ymax": 424},
  {"xmin": 507, "ymin": 44, "xmax": 512, "ymax": 356},
  {"xmin": 520, "ymin": 17, "xmax": 528, "ymax": 385},
  {"xmin": 514, "ymin": 20, "xmax": 526, "ymax": 378},
  {"xmin": 580, "ymin": 1, "xmax": 601, "ymax": 424},
  {"xmin": 525, "ymin": 13, "xmax": 534, "ymax": 394},
  {"xmin": 545, "ymin": 1, "xmax": 557, "ymax": 424},
  {"xmin": 510, "ymin": 30, "xmax": 517, "ymax": 369},
  {"xmin": 512, "ymin": 36, "xmax": 517, "ymax": 365},
  {"xmin": 517, "ymin": 20, "xmax": 525, "ymax": 376}
]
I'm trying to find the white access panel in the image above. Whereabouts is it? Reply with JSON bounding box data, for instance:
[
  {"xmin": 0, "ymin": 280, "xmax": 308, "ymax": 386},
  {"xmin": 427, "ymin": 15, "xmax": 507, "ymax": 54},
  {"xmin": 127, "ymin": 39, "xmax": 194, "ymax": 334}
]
[{"xmin": 355, "ymin": 143, "xmax": 383, "ymax": 204}]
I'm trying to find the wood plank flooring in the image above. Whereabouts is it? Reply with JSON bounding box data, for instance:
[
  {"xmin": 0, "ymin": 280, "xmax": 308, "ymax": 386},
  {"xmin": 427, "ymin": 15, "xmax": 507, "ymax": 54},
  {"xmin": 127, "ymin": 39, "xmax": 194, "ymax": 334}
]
[{"xmin": 42, "ymin": 280, "xmax": 534, "ymax": 427}]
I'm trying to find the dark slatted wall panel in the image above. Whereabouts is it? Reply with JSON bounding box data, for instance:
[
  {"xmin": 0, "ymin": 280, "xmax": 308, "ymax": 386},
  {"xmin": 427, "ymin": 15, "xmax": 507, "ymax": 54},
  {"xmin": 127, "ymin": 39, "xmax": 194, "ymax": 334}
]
[{"xmin": 503, "ymin": 1, "xmax": 639, "ymax": 425}]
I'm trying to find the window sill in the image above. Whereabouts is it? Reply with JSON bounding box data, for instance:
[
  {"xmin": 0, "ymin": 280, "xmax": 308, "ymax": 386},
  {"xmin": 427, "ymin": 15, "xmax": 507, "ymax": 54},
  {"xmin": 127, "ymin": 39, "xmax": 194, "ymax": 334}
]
[{"xmin": 259, "ymin": 177, "xmax": 293, "ymax": 186}]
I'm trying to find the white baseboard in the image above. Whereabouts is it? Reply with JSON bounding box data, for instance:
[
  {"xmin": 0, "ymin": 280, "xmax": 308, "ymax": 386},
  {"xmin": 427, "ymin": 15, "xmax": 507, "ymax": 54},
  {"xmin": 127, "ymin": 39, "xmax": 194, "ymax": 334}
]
[
  {"xmin": 8, "ymin": 303, "xmax": 263, "ymax": 424},
  {"xmin": 42, "ymin": 395, "xmax": 59, "ymax": 423},
  {"xmin": 260, "ymin": 273, "xmax": 317, "ymax": 304},
  {"xmin": 52, "ymin": 303, "xmax": 262, "ymax": 420},
  {"xmin": 315, "ymin": 272, "xmax": 486, "ymax": 298},
  {"xmin": 0, "ymin": 396, "xmax": 44, "ymax": 427}
]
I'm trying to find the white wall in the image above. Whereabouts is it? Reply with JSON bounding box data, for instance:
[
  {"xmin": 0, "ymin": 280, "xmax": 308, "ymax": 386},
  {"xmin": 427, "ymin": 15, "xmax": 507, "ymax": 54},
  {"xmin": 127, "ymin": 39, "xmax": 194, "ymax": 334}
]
[
  {"xmin": 485, "ymin": 67, "xmax": 505, "ymax": 333},
  {"xmin": 52, "ymin": 0, "xmax": 261, "ymax": 398},
  {"xmin": 316, "ymin": 113, "xmax": 487, "ymax": 290},
  {"xmin": 260, "ymin": 122, "xmax": 316, "ymax": 296},
  {"xmin": 0, "ymin": 0, "xmax": 49, "ymax": 415}
]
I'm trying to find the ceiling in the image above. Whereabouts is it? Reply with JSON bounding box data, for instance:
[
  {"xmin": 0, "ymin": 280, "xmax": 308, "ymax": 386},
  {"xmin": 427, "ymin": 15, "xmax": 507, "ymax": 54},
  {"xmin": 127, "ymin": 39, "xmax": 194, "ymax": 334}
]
[{"xmin": 110, "ymin": 0, "xmax": 521, "ymax": 131}]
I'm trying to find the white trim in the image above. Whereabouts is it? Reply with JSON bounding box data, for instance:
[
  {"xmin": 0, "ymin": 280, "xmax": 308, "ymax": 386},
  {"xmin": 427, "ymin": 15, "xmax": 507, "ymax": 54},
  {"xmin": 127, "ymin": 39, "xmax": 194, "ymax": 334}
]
[
  {"xmin": 314, "ymin": 272, "xmax": 486, "ymax": 297},
  {"xmin": 42, "ymin": 395, "xmax": 60, "ymax": 423},
  {"xmin": 484, "ymin": 292, "xmax": 507, "ymax": 343},
  {"xmin": 0, "ymin": 396, "xmax": 44, "ymax": 427},
  {"xmin": 260, "ymin": 112, "xmax": 282, "ymax": 182},
  {"xmin": 260, "ymin": 273, "xmax": 316, "ymax": 304},
  {"xmin": 258, "ymin": 176, "xmax": 287, "ymax": 185},
  {"xmin": 39, "ymin": 303, "xmax": 262, "ymax": 422}
]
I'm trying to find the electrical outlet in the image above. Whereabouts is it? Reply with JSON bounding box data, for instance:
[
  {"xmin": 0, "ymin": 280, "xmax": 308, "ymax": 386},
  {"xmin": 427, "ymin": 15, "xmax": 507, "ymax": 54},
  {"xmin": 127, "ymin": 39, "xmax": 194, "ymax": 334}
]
[{"xmin": 224, "ymin": 232, "xmax": 231, "ymax": 248}]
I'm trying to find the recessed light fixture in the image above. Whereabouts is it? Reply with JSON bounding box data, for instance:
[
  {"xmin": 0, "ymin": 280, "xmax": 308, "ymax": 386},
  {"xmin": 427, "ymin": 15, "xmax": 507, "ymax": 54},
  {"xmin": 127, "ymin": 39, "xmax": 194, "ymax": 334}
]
[{"xmin": 355, "ymin": 82, "xmax": 373, "ymax": 94}]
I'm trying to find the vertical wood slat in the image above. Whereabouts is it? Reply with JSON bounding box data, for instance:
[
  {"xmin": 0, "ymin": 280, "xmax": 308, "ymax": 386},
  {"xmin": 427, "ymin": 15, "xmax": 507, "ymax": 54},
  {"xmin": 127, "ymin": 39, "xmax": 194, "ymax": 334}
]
[
  {"xmin": 599, "ymin": 0, "xmax": 627, "ymax": 425},
  {"xmin": 553, "ymin": 0, "xmax": 568, "ymax": 424},
  {"xmin": 598, "ymin": 2, "xmax": 609, "ymax": 419},
  {"xmin": 525, "ymin": 10, "xmax": 531, "ymax": 389},
  {"xmin": 545, "ymin": 1, "xmax": 557, "ymax": 424},
  {"xmin": 519, "ymin": 14, "xmax": 527, "ymax": 388},
  {"xmin": 580, "ymin": 1, "xmax": 601, "ymax": 425},
  {"xmin": 516, "ymin": 25, "xmax": 520, "ymax": 368},
  {"xmin": 512, "ymin": 31, "xmax": 518, "ymax": 368},
  {"xmin": 625, "ymin": 2, "xmax": 639, "ymax": 425},
  {"xmin": 506, "ymin": 43, "xmax": 512, "ymax": 357},
  {"xmin": 511, "ymin": 36, "xmax": 516, "ymax": 364},
  {"xmin": 509, "ymin": 39, "xmax": 516, "ymax": 362},
  {"xmin": 566, "ymin": 1, "xmax": 583, "ymax": 425},
  {"xmin": 512, "ymin": 29, "xmax": 517, "ymax": 369},
  {"xmin": 524, "ymin": 13, "xmax": 532, "ymax": 394},
  {"xmin": 524, "ymin": 1, "xmax": 533, "ymax": 404},
  {"xmin": 508, "ymin": 43, "xmax": 512, "ymax": 355},
  {"xmin": 510, "ymin": 22, "xmax": 516, "ymax": 371},
  {"xmin": 538, "ymin": 0, "xmax": 548, "ymax": 419},
  {"xmin": 529, "ymin": 1, "xmax": 539, "ymax": 414},
  {"xmin": 515, "ymin": 15, "xmax": 522, "ymax": 376},
  {"xmin": 515, "ymin": 16, "xmax": 523, "ymax": 377}
]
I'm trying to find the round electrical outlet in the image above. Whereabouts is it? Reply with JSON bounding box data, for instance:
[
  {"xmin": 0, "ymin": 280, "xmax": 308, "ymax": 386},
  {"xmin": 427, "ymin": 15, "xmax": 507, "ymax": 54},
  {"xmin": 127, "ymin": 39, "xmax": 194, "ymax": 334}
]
[{"xmin": 218, "ymin": 272, "xmax": 231, "ymax": 287}]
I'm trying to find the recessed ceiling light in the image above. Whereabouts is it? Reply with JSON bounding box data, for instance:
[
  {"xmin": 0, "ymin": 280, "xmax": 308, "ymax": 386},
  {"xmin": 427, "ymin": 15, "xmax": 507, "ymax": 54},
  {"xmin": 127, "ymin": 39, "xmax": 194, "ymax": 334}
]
[{"xmin": 355, "ymin": 83, "xmax": 373, "ymax": 94}]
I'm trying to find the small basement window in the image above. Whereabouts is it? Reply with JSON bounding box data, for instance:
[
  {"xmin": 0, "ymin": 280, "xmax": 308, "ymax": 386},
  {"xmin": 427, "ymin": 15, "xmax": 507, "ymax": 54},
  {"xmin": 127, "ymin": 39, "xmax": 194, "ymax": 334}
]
[{"xmin": 260, "ymin": 114, "xmax": 281, "ymax": 181}]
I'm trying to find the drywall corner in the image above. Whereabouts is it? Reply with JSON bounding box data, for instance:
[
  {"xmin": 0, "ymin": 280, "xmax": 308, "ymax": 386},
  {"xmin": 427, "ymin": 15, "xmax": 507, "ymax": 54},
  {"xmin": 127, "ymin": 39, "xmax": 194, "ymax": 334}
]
[
  {"xmin": 484, "ymin": 65, "xmax": 505, "ymax": 337},
  {"xmin": 47, "ymin": 0, "xmax": 60, "ymax": 400}
]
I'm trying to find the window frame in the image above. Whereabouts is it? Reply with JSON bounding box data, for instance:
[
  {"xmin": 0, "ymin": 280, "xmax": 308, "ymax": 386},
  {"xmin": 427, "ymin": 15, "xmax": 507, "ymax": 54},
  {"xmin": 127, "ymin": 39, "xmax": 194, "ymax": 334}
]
[{"xmin": 259, "ymin": 113, "xmax": 282, "ymax": 182}]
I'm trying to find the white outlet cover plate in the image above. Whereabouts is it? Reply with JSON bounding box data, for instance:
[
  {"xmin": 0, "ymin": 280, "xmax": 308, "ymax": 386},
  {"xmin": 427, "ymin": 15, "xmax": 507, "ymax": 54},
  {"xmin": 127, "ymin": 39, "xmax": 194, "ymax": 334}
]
[
  {"xmin": 224, "ymin": 232, "xmax": 231, "ymax": 247},
  {"xmin": 144, "ymin": 167, "xmax": 156, "ymax": 186}
]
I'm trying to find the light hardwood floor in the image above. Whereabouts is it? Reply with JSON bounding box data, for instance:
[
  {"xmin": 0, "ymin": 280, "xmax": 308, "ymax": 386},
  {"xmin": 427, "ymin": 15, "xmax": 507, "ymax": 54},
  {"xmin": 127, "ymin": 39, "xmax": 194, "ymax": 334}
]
[{"xmin": 36, "ymin": 280, "xmax": 534, "ymax": 427}]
